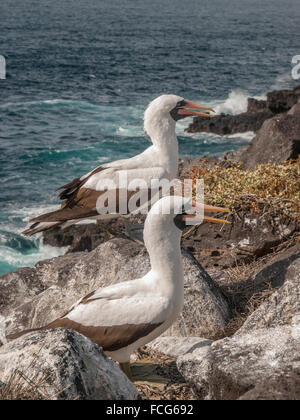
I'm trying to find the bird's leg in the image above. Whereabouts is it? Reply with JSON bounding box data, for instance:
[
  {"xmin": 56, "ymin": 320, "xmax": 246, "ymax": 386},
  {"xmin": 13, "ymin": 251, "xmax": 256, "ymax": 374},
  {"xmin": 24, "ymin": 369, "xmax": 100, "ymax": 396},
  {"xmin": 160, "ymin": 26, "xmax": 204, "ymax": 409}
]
[
  {"xmin": 123, "ymin": 218, "xmax": 144, "ymax": 244},
  {"xmin": 119, "ymin": 362, "xmax": 132, "ymax": 381}
]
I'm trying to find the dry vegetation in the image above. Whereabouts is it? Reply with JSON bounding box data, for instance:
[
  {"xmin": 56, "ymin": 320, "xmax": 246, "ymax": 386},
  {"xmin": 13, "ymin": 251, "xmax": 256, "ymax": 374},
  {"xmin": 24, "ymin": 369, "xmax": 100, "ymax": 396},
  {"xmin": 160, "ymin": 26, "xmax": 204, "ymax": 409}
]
[
  {"xmin": 190, "ymin": 159, "xmax": 300, "ymax": 337},
  {"xmin": 0, "ymin": 369, "xmax": 49, "ymax": 400},
  {"xmin": 191, "ymin": 158, "xmax": 300, "ymax": 222},
  {"xmin": 0, "ymin": 348, "xmax": 73, "ymax": 401}
]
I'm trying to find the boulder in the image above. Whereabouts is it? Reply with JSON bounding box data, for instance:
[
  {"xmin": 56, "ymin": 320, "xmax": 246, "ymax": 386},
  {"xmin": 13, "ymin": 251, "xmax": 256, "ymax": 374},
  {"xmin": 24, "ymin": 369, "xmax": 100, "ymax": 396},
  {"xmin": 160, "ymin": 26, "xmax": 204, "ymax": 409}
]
[
  {"xmin": 239, "ymin": 114, "xmax": 300, "ymax": 169},
  {"xmin": 0, "ymin": 237, "xmax": 230, "ymax": 340},
  {"xmin": 239, "ymin": 368, "xmax": 300, "ymax": 400},
  {"xmin": 0, "ymin": 329, "xmax": 139, "ymax": 400},
  {"xmin": 183, "ymin": 212, "xmax": 298, "ymax": 270},
  {"xmin": 146, "ymin": 336, "xmax": 212, "ymax": 358},
  {"xmin": 186, "ymin": 112, "xmax": 273, "ymax": 136},
  {"xmin": 288, "ymin": 99, "xmax": 300, "ymax": 116},
  {"xmin": 267, "ymin": 86, "xmax": 300, "ymax": 114},
  {"xmin": 176, "ymin": 252, "xmax": 300, "ymax": 400},
  {"xmin": 236, "ymin": 246, "xmax": 300, "ymax": 335},
  {"xmin": 42, "ymin": 223, "xmax": 105, "ymax": 253},
  {"xmin": 42, "ymin": 219, "xmax": 126, "ymax": 253},
  {"xmin": 208, "ymin": 326, "xmax": 299, "ymax": 400},
  {"xmin": 247, "ymin": 98, "xmax": 268, "ymax": 114},
  {"xmin": 176, "ymin": 340, "xmax": 212, "ymax": 399}
]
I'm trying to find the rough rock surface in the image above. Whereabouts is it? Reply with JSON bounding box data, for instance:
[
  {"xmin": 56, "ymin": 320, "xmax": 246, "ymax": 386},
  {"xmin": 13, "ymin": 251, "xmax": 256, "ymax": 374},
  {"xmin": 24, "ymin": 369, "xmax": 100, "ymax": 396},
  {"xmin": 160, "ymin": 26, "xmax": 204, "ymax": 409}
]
[
  {"xmin": 184, "ymin": 212, "xmax": 298, "ymax": 270},
  {"xmin": 43, "ymin": 223, "xmax": 106, "ymax": 253},
  {"xmin": 186, "ymin": 86, "xmax": 300, "ymax": 138},
  {"xmin": 247, "ymin": 98, "xmax": 268, "ymax": 114},
  {"xmin": 236, "ymin": 247, "xmax": 300, "ymax": 335},
  {"xmin": 0, "ymin": 238, "xmax": 230, "ymax": 340},
  {"xmin": 238, "ymin": 368, "xmax": 300, "ymax": 400},
  {"xmin": 39, "ymin": 208, "xmax": 298, "ymax": 273},
  {"xmin": 238, "ymin": 114, "xmax": 300, "ymax": 169},
  {"xmin": 0, "ymin": 329, "xmax": 139, "ymax": 400},
  {"xmin": 267, "ymin": 86, "xmax": 300, "ymax": 114},
  {"xmin": 288, "ymin": 99, "xmax": 300, "ymax": 116},
  {"xmin": 208, "ymin": 326, "xmax": 299, "ymax": 400},
  {"xmin": 146, "ymin": 336, "xmax": 212, "ymax": 358},
  {"xmin": 174, "ymin": 248, "xmax": 300, "ymax": 400},
  {"xmin": 186, "ymin": 111, "xmax": 272, "ymax": 136},
  {"xmin": 239, "ymin": 369, "xmax": 300, "ymax": 401},
  {"xmin": 176, "ymin": 340, "xmax": 212, "ymax": 399}
]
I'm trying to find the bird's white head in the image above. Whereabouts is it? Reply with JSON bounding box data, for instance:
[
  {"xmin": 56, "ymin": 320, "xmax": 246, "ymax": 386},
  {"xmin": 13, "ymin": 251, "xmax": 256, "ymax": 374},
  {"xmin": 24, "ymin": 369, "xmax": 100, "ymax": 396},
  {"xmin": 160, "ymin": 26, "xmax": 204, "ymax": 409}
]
[
  {"xmin": 144, "ymin": 94, "xmax": 215, "ymax": 146},
  {"xmin": 144, "ymin": 195, "xmax": 230, "ymax": 247}
]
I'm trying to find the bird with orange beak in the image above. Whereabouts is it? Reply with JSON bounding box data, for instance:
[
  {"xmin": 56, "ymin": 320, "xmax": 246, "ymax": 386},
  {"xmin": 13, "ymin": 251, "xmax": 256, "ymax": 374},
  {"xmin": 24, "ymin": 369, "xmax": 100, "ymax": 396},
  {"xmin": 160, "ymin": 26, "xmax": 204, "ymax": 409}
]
[
  {"xmin": 22, "ymin": 95, "xmax": 215, "ymax": 237},
  {"xmin": 10, "ymin": 196, "xmax": 229, "ymax": 380}
]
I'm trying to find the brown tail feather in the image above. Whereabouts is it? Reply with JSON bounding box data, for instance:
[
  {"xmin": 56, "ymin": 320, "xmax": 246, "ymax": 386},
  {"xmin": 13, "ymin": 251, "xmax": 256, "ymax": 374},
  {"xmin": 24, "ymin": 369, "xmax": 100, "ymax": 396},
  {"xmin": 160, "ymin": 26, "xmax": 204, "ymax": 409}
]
[
  {"xmin": 7, "ymin": 328, "xmax": 43, "ymax": 341},
  {"xmin": 7, "ymin": 318, "xmax": 71, "ymax": 341},
  {"xmin": 22, "ymin": 221, "xmax": 62, "ymax": 236}
]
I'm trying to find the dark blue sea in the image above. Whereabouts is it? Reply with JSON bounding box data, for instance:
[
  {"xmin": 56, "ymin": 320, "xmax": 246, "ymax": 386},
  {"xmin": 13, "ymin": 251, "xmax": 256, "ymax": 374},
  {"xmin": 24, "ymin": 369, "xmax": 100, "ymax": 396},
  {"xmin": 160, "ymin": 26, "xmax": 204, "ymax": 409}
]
[{"xmin": 0, "ymin": 0, "xmax": 299, "ymax": 275}]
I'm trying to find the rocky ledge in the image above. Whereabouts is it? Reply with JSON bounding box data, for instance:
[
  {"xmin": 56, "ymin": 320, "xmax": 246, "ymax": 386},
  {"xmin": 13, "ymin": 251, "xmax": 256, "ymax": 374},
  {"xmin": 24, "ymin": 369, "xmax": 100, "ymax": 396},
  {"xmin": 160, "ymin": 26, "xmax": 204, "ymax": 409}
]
[
  {"xmin": 0, "ymin": 223, "xmax": 299, "ymax": 399},
  {"xmin": 186, "ymin": 85, "xmax": 300, "ymax": 136},
  {"xmin": 0, "ymin": 86, "xmax": 299, "ymax": 400}
]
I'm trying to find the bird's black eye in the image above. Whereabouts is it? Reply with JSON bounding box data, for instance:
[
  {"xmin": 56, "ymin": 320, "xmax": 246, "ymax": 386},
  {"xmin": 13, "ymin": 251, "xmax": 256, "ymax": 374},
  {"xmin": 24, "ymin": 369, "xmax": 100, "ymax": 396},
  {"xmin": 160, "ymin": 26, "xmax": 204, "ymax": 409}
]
[
  {"xmin": 174, "ymin": 212, "xmax": 187, "ymax": 231},
  {"xmin": 170, "ymin": 100, "xmax": 188, "ymax": 121},
  {"xmin": 176, "ymin": 100, "xmax": 187, "ymax": 108}
]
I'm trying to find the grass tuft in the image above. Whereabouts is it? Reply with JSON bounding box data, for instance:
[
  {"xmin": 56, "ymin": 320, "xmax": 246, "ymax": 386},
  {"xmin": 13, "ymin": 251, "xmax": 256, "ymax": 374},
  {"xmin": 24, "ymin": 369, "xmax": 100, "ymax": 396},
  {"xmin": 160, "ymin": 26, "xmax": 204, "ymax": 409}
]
[{"xmin": 191, "ymin": 158, "xmax": 300, "ymax": 222}]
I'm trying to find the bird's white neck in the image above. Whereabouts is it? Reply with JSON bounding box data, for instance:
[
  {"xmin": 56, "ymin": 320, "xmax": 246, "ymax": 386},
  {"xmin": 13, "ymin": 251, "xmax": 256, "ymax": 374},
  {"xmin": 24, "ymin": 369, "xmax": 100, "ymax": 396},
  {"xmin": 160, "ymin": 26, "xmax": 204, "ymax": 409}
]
[
  {"xmin": 145, "ymin": 114, "xmax": 179, "ymax": 178},
  {"xmin": 144, "ymin": 217, "xmax": 184, "ymax": 299}
]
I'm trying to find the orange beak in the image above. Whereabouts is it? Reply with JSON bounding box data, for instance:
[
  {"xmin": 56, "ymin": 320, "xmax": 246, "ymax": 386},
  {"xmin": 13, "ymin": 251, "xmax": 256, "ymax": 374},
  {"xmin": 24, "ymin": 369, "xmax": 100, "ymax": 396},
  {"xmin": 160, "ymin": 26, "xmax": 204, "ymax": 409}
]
[
  {"xmin": 183, "ymin": 201, "xmax": 231, "ymax": 225},
  {"xmin": 178, "ymin": 100, "xmax": 216, "ymax": 118}
]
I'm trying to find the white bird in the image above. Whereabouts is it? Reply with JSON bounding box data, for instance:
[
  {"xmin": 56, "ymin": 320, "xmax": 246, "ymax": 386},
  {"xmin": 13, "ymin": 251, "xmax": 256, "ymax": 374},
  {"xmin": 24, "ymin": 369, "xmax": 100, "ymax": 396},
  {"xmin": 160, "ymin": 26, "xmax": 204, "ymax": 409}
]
[
  {"xmin": 10, "ymin": 196, "xmax": 229, "ymax": 378},
  {"xmin": 22, "ymin": 95, "xmax": 214, "ymax": 237}
]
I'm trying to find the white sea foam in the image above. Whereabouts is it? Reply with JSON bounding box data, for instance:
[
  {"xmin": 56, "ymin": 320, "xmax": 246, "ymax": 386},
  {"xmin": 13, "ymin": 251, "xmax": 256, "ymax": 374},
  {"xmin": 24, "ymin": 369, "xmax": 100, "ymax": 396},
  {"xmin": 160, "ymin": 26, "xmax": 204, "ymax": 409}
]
[
  {"xmin": 214, "ymin": 89, "xmax": 250, "ymax": 115},
  {"xmin": 214, "ymin": 89, "xmax": 266, "ymax": 115},
  {"xmin": 8, "ymin": 204, "xmax": 60, "ymax": 227},
  {"xmin": 271, "ymin": 73, "xmax": 294, "ymax": 91},
  {"xmin": 227, "ymin": 131, "xmax": 256, "ymax": 141},
  {"xmin": 0, "ymin": 240, "xmax": 67, "ymax": 268}
]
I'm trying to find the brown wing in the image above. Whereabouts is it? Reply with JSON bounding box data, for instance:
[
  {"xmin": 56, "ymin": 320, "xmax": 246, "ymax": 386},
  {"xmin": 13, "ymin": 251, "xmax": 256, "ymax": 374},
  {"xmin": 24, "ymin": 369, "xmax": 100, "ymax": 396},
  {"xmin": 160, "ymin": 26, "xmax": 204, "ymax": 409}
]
[
  {"xmin": 7, "ymin": 319, "xmax": 162, "ymax": 351},
  {"xmin": 46, "ymin": 317, "xmax": 163, "ymax": 352},
  {"xmin": 29, "ymin": 166, "xmax": 108, "ymax": 224},
  {"xmin": 29, "ymin": 187, "xmax": 155, "ymax": 224},
  {"xmin": 29, "ymin": 188, "xmax": 102, "ymax": 223},
  {"xmin": 57, "ymin": 166, "xmax": 106, "ymax": 201}
]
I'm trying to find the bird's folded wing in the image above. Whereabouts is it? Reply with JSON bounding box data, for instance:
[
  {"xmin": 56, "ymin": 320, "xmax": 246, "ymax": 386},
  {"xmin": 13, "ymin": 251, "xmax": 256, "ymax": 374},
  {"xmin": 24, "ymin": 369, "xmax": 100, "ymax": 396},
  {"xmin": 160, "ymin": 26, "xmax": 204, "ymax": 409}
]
[
  {"xmin": 84, "ymin": 166, "xmax": 169, "ymax": 190},
  {"xmin": 30, "ymin": 166, "xmax": 170, "ymax": 223},
  {"xmin": 47, "ymin": 294, "xmax": 171, "ymax": 351}
]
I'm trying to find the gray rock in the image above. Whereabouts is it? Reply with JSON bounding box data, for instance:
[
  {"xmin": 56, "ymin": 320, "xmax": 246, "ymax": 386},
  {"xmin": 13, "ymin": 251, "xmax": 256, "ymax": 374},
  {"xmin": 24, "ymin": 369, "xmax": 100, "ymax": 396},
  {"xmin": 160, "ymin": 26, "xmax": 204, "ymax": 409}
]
[
  {"xmin": 247, "ymin": 98, "xmax": 268, "ymax": 114},
  {"xmin": 0, "ymin": 329, "xmax": 139, "ymax": 400},
  {"xmin": 43, "ymin": 223, "xmax": 106, "ymax": 253},
  {"xmin": 186, "ymin": 111, "xmax": 273, "ymax": 136},
  {"xmin": 209, "ymin": 326, "xmax": 299, "ymax": 400},
  {"xmin": 184, "ymin": 211, "xmax": 298, "ymax": 270},
  {"xmin": 176, "ymin": 340, "xmax": 212, "ymax": 399},
  {"xmin": 146, "ymin": 336, "xmax": 212, "ymax": 358},
  {"xmin": 267, "ymin": 86, "xmax": 300, "ymax": 114},
  {"xmin": 201, "ymin": 251, "xmax": 300, "ymax": 400},
  {"xmin": 235, "ymin": 246, "xmax": 300, "ymax": 335},
  {"xmin": 239, "ymin": 114, "xmax": 300, "ymax": 169},
  {"xmin": 239, "ymin": 367, "xmax": 300, "ymax": 400},
  {"xmin": 0, "ymin": 238, "xmax": 230, "ymax": 340},
  {"xmin": 288, "ymin": 99, "xmax": 300, "ymax": 116}
]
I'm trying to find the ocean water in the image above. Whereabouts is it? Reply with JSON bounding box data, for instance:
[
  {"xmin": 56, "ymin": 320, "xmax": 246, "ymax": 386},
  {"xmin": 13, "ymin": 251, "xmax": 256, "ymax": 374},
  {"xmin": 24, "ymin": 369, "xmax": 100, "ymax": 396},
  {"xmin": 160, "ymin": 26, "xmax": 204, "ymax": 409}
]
[{"xmin": 0, "ymin": 0, "xmax": 299, "ymax": 275}]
